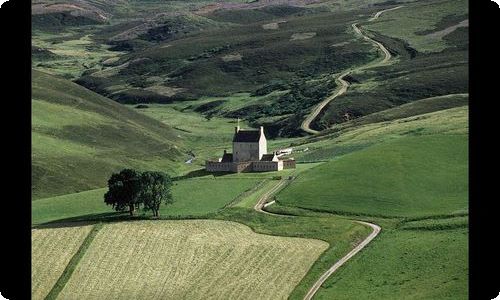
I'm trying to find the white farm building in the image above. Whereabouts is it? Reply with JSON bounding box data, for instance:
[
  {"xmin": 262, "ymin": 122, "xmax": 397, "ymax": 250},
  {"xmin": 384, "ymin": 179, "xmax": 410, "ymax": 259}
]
[{"xmin": 206, "ymin": 126, "xmax": 296, "ymax": 173}]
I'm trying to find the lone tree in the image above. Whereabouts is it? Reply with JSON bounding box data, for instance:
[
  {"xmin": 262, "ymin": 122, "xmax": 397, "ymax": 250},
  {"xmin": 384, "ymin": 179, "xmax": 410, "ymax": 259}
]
[
  {"xmin": 104, "ymin": 169, "xmax": 142, "ymax": 216},
  {"xmin": 139, "ymin": 171, "xmax": 173, "ymax": 218}
]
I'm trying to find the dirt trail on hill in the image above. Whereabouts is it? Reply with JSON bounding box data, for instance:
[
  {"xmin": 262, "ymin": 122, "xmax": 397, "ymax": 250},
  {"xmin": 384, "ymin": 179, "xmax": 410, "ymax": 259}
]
[
  {"xmin": 303, "ymin": 220, "xmax": 381, "ymax": 300},
  {"xmin": 301, "ymin": 6, "xmax": 403, "ymax": 134},
  {"xmin": 253, "ymin": 179, "xmax": 290, "ymax": 216},
  {"xmin": 253, "ymin": 179, "xmax": 381, "ymax": 300}
]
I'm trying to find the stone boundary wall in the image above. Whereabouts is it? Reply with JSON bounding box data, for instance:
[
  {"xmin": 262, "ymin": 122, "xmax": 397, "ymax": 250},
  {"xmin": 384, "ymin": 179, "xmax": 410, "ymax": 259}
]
[
  {"xmin": 282, "ymin": 159, "xmax": 296, "ymax": 169},
  {"xmin": 206, "ymin": 161, "xmax": 232, "ymax": 172},
  {"xmin": 252, "ymin": 161, "xmax": 281, "ymax": 172},
  {"xmin": 206, "ymin": 159, "xmax": 293, "ymax": 173},
  {"xmin": 231, "ymin": 162, "xmax": 253, "ymax": 173}
]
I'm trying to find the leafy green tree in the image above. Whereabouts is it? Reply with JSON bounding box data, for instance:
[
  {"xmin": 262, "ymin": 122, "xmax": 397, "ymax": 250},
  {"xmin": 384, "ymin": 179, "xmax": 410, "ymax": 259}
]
[
  {"xmin": 139, "ymin": 171, "xmax": 174, "ymax": 217},
  {"xmin": 104, "ymin": 169, "xmax": 142, "ymax": 216}
]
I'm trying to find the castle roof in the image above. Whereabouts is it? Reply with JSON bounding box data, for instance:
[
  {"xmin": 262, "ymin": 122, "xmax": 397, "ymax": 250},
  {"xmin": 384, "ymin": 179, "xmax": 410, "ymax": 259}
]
[
  {"xmin": 260, "ymin": 154, "xmax": 276, "ymax": 161},
  {"xmin": 233, "ymin": 130, "xmax": 261, "ymax": 143},
  {"xmin": 221, "ymin": 152, "xmax": 233, "ymax": 162}
]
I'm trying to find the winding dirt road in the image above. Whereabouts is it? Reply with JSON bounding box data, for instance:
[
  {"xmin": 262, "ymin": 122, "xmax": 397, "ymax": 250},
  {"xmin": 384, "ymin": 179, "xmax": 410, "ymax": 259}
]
[
  {"xmin": 253, "ymin": 179, "xmax": 290, "ymax": 216},
  {"xmin": 303, "ymin": 220, "xmax": 381, "ymax": 300},
  {"xmin": 301, "ymin": 6, "xmax": 403, "ymax": 134},
  {"xmin": 253, "ymin": 8, "xmax": 408, "ymax": 298},
  {"xmin": 253, "ymin": 179, "xmax": 381, "ymax": 300}
]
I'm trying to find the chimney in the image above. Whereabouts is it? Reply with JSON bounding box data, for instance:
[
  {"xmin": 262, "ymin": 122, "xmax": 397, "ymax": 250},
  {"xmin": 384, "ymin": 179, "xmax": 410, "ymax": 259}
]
[
  {"xmin": 235, "ymin": 126, "xmax": 240, "ymax": 133},
  {"xmin": 260, "ymin": 126, "xmax": 264, "ymax": 135}
]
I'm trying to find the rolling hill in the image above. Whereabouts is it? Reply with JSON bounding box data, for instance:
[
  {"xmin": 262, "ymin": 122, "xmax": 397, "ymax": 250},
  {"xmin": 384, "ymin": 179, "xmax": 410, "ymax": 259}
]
[
  {"xmin": 276, "ymin": 134, "xmax": 468, "ymax": 218},
  {"xmin": 32, "ymin": 70, "xmax": 184, "ymax": 199}
]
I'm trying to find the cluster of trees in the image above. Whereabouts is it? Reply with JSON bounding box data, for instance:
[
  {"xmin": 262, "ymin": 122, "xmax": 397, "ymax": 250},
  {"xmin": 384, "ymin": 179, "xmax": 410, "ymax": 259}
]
[{"xmin": 104, "ymin": 169, "xmax": 173, "ymax": 217}]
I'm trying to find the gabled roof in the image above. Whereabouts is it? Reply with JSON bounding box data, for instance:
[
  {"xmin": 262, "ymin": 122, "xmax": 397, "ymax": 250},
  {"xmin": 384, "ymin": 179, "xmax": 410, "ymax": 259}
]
[
  {"xmin": 233, "ymin": 130, "xmax": 261, "ymax": 143},
  {"xmin": 221, "ymin": 152, "xmax": 233, "ymax": 162},
  {"xmin": 260, "ymin": 154, "xmax": 276, "ymax": 161}
]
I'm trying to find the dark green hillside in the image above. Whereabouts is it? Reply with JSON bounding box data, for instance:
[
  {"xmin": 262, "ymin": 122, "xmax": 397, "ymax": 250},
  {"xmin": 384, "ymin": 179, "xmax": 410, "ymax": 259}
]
[
  {"xmin": 32, "ymin": 12, "xmax": 103, "ymax": 30},
  {"xmin": 77, "ymin": 9, "xmax": 377, "ymax": 101},
  {"xmin": 74, "ymin": 8, "xmax": 379, "ymax": 136},
  {"xmin": 32, "ymin": 70, "xmax": 184, "ymax": 199},
  {"xmin": 315, "ymin": 93, "xmax": 468, "ymax": 136},
  {"xmin": 32, "ymin": 46, "xmax": 60, "ymax": 60},
  {"xmin": 314, "ymin": 0, "xmax": 468, "ymax": 129},
  {"xmin": 314, "ymin": 45, "xmax": 468, "ymax": 129},
  {"xmin": 207, "ymin": 5, "xmax": 314, "ymax": 24},
  {"xmin": 276, "ymin": 134, "xmax": 468, "ymax": 218}
]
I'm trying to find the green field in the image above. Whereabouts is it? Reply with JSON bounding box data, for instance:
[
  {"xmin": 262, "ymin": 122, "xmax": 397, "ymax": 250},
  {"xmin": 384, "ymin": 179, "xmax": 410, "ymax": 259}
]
[
  {"xmin": 32, "ymin": 177, "xmax": 261, "ymax": 225},
  {"xmin": 277, "ymin": 134, "xmax": 468, "ymax": 217},
  {"xmin": 314, "ymin": 226, "xmax": 468, "ymax": 299},
  {"xmin": 32, "ymin": 225, "xmax": 94, "ymax": 300},
  {"xmin": 58, "ymin": 220, "xmax": 328, "ymax": 300}
]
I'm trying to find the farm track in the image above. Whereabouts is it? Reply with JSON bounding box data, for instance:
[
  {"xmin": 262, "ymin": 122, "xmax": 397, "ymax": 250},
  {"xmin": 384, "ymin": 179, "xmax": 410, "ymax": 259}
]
[
  {"xmin": 253, "ymin": 179, "xmax": 290, "ymax": 216},
  {"xmin": 253, "ymin": 175, "xmax": 381, "ymax": 300},
  {"xmin": 303, "ymin": 220, "xmax": 381, "ymax": 300},
  {"xmin": 301, "ymin": 6, "xmax": 404, "ymax": 135}
]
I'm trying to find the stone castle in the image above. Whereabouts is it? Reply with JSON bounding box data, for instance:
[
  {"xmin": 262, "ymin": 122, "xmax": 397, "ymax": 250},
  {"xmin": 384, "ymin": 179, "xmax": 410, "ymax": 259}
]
[{"xmin": 206, "ymin": 126, "xmax": 296, "ymax": 173}]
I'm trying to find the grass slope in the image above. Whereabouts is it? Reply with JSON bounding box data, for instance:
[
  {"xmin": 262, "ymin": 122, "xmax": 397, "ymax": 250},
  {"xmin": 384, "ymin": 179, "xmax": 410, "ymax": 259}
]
[
  {"xmin": 59, "ymin": 220, "xmax": 328, "ymax": 300},
  {"xmin": 277, "ymin": 134, "xmax": 468, "ymax": 217},
  {"xmin": 339, "ymin": 93, "xmax": 468, "ymax": 128},
  {"xmin": 314, "ymin": 227, "xmax": 468, "ymax": 300},
  {"xmin": 294, "ymin": 105, "xmax": 468, "ymax": 162},
  {"xmin": 32, "ymin": 70, "xmax": 183, "ymax": 199},
  {"xmin": 32, "ymin": 225, "xmax": 94, "ymax": 300}
]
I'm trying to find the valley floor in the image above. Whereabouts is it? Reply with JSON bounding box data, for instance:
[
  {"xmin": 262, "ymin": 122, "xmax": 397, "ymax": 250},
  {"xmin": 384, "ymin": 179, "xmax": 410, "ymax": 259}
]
[{"xmin": 31, "ymin": 0, "xmax": 468, "ymax": 298}]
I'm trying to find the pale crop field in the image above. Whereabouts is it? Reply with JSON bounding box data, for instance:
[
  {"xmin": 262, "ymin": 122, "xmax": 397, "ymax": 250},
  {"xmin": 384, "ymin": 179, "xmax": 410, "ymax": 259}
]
[
  {"xmin": 32, "ymin": 225, "xmax": 94, "ymax": 300},
  {"xmin": 60, "ymin": 220, "xmax": 328, "ymax": 300}
]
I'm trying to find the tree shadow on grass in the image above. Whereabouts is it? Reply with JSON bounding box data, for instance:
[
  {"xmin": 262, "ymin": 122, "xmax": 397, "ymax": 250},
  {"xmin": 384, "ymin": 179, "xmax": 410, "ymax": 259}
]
[
  {"xmin": 32, "ymin": 212, "xmax": 149, "ymax": 229},
  {"xmin": 32, "ymin": 211, "xmax": 213, "ymax": 229},
  {"xmin": 173, "ymin": 168, "xmax": 233, "ymax": 181}
]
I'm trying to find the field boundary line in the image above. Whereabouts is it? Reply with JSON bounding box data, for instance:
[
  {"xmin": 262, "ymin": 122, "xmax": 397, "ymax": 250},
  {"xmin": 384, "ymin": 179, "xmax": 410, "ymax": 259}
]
[{"xmin": 45, "ymin": 223, "xmax": 104, "ymax": 300}]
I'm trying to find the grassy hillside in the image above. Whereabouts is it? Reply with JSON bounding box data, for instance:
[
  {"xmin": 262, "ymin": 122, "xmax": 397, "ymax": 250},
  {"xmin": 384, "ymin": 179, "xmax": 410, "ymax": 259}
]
[
  {"xmin": 277, "ymin": 134, "xmax": 468, "ymax": 218},
  {"xmin": 32, "ymin": 70, "xmax": 184, "ymax": 199},
  {"xmin": 291, "ymin": 104, "xmax": 468, "ymax": 162}
]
